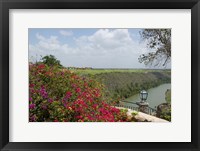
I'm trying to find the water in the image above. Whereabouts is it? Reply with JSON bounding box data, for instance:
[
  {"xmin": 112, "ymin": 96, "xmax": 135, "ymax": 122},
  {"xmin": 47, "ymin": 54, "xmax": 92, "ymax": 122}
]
[{"xmin": 121, "ymin": 83, "xmax": 171, "ymax": 108}]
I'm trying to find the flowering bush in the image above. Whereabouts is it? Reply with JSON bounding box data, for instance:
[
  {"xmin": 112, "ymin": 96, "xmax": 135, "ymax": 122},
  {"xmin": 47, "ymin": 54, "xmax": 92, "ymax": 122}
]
[{"xmin": 29, "ymin": 64, "xmax": 131, "ymax": 122}]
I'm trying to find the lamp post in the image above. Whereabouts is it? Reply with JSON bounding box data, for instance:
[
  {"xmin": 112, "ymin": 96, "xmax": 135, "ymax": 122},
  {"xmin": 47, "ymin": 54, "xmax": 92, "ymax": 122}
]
[
  {"xmin": 140, "ymin": 90, "xmax": 148, "ymax": 103},
  {"xmin": 136, "ymin": 90, "xmax": 149, "ymax": 113}
]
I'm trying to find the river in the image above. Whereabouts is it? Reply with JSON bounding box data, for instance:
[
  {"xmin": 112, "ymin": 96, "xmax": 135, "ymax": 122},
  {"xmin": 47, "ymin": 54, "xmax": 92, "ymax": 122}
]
[{"xmin": 121, "ymin": 83, "xmax": 171, "ymax": 108}]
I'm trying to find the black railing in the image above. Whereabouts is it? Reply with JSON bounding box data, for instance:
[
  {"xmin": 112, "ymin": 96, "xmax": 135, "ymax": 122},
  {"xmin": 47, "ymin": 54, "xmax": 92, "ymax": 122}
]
[
  {"xmin": 117, "ymin": 101, "xmax": 157, "ymax": 115},
  {"xmin": 146, "ymin": 106, "xmax": 157, "ymax": 115},
  {"xmin": 116, "ymin": 104, "xmax": 139, "ymax": 111},
  {"xmin": 119, "ymin": 100, "xmax": 138, "ymax": 105}
]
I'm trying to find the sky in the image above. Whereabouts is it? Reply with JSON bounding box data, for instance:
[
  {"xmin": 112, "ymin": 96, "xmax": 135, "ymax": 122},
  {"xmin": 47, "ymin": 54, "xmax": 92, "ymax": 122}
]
[{"xmin": 29, "ymin": 28, "xmax": 171, "ymax": 69}]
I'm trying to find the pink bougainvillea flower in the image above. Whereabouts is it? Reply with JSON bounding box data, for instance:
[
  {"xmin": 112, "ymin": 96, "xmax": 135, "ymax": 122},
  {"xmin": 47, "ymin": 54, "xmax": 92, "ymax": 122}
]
[
  {"xmin": 29, "ymin": 115, "xmax": 36, "ymax": 122},
  {"xmin": 76, "ymin": 88, "xmax": 81, "ymax": 93},
  {"xmin": 41, "ymin": 105, "xmax": 47, "ymax": 110},
  {"xmin": 29, "ymin": 84, "xmax": 35, "ymax": 88},
  {"xmin": 29, "ymin": 104, "xmax": 36, "ymax": 109},
  {"xmin": 38, "ymin": 64, "xmax": 45, "ymax": 69},
  {"xmin": 48, "ymin": 98, "xmax": 53, "ymax": 103},
  {"xmin": 66, "ymin": 91, "xmax": 72, "ymax": 99},
  {"xmin": 29, "ymin": 63, "xmax": 130, "ymax": 122},
  {"xmin": 68, "ymin": 106, "xmax": 72, "ymax": 111}
]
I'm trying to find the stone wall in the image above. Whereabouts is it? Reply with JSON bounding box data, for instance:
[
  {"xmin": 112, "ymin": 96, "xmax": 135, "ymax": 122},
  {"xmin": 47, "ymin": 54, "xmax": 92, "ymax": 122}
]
[{"xmin": 116, "ymin": 107, "xmax": 169, "ymax": 122}]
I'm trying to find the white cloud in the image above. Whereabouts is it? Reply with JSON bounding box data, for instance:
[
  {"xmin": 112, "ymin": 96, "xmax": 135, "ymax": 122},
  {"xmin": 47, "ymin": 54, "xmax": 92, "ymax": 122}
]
[
  {"xmin": 88, "ymin": 29, "xmax": 131, "ymax": 50},
  {"xmin": 59, "ymin": 30, "xmax": 73, "ymax": 36},
  {"xmin": 74, "ymin": 29, "xmax": 147, "ymax": 56},
  {"xmin": 29, "ymin": 29, "xmax": 151, "ymax": 68},
  {"xmin": 35, "ymin": 33, "xmax": 60, "ymax": 50}
]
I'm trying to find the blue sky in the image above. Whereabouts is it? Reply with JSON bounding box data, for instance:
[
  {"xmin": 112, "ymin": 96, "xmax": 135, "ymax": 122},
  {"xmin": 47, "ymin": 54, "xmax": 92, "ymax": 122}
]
[{"xmin": 29, "ymin": 28, "xmax": 170, "ymax": 69}]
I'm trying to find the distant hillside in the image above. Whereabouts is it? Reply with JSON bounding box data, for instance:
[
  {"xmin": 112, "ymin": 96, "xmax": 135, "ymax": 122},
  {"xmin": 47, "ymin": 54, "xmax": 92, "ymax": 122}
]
[{"xmin": 93, "ymin": 71, "xmax": 171, "ymax": 100}]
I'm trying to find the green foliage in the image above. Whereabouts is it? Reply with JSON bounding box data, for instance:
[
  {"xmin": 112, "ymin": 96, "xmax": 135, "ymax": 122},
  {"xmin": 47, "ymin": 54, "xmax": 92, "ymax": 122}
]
[
  {"xmin": 156, "ymin": 102, "xmax": 171, "ymax": 121},
  {"xmin": 41, "ymin": 55, "xmax": 62, "ymax": 67},
  {"xmin": 132, "ymin": 111, "xmax": 138, "ymax": 116},
  {"xmin": 70, "ymin": 68, "xmax": 171, "ymax": 75},
  {"xmin": 158, "ymin": 89, "xmax": 171, "ymax": 121},
  {"xmin": 160, "ymin": 108, "xmax": 171, "ymax": 121},
  {"xmin": 165, "ymin": 89, "xmax": 171, "ymax": 103},
  {"xmin": 29, "ymin": 64, "xmax": 133, "ymax": 122},
  {"xmin": 92, "ymin": 71, "xmax": 171, "ymax": 101},
  {"xmin": 139, "ymin": 29, "xmax": 171, "ymax": 67}
]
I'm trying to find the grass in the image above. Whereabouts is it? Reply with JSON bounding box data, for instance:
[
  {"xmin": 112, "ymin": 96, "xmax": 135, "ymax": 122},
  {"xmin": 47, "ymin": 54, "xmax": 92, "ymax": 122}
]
[{"xmin": 68, "ymin": 68, "xmax": 170, "ymax": 75}]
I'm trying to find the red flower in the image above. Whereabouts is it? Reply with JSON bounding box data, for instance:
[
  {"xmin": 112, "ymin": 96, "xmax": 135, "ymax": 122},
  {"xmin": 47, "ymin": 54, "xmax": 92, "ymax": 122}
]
[
  {"xmin": 38, "ymin": 64, "xmax": 45, "ymax": 69},
  {"xmin": 29, "ymin": 83, "xmax": 35, "ymax": 88},
  {"xmin": 66, "ymin": 91, "xmax": 72, "ymax": 98},
  {"xmin": 76, "ymin": 88, "xmax": 81, "ymax": 93}
]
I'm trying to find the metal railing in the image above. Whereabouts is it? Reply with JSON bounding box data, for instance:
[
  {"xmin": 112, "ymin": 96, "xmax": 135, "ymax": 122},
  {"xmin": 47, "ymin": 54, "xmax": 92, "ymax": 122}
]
[
  {"xmin": 117, "ymin": 101, "xmax": 157, "ymax": 115},
  {"xmin": 146, "ymin": 106, "xmax": 157, "ymax": 115},
  {"xmin": 116, "ymin": 104, "xmax": 139, "ymax": 111}
]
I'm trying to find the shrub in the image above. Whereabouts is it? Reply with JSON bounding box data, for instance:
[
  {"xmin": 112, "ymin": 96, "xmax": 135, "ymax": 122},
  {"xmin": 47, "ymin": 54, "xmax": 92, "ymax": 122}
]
[
  {"xmin": 41, "ymin": 55, "xmax": 63, "ymax": 67},
  {"xmin": 156, "ymin": 103, "xmax": 171, "ymax": 121},
  {"xmin": 29, "ymin": 64, "xmax": 130, "ymax": 122},
  {"xmin": 165, "ymin": 89, "xmax": 171, "ymax": 103},
  {"xmin": 160, "ymin": 108, "xmax": 171, "ymax": 121}
]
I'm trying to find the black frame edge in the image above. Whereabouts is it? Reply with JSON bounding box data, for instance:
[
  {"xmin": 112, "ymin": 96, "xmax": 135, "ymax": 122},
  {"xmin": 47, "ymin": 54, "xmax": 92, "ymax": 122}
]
[
  {"xmin": 191, "ymin": 1, "xmax": 199, "ymax": 150},
  {"xmin": 197, "ymin": 1, "xmax": 200, "ymax": 151},
  {"xmin": 0, "ymin": 0, "xmax": 3, "ymax": 149},
  {"xmin": 0, "ymin": 0, "xmax": 198, "ymax": 9},
  {"xmin": 1, "ymin": 0, "xmax": 9, "ymax": 150}
]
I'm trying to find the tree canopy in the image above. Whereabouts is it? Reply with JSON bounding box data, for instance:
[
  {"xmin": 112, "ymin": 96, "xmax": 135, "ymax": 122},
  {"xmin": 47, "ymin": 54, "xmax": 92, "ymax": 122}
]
[
  {"xmin": 139, "ymin": 29, "xmax": 171, "ymax": 67},
  {"xmin": 41, "ymin": 55, "xmax": 62, "ymax": 67}
]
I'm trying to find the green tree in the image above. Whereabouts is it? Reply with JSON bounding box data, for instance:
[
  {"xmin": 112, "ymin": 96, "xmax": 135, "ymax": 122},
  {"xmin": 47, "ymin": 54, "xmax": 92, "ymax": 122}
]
[
  {"xmin": 165, "ymin": 89, "xmax": 171, "ymax": 103},
  {"xmin": 139, "ymin": 29, "xmax": 171, "ymax": 67},
  {"xmin": 41, "ymin": 55, "xmax": 62, "ymax": 67}
]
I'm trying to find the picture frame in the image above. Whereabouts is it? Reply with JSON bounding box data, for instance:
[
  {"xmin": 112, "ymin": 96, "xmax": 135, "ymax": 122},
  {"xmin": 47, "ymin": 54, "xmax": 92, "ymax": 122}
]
[{"xmin": 0, "ymin": 0, "xmax": 199, "ymax": 150}]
